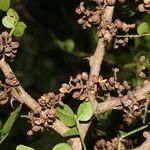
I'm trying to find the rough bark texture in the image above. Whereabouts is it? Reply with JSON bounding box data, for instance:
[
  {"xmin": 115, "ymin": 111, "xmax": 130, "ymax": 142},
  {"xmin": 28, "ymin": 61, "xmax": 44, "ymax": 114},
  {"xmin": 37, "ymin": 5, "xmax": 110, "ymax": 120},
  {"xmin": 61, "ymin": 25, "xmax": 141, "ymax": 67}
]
[{"xmin": 0, "ymin": 1, "xmax": 149, "ymax": 150}]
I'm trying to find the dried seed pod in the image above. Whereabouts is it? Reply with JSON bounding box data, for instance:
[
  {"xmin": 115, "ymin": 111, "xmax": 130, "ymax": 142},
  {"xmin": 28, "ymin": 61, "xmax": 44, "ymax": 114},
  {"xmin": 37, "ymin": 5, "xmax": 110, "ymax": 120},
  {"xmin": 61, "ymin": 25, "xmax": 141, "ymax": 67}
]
[
  {"xmin": 27, "ymin": 130, "xmax": 33, "ymax": 136},
  {"xmin": 5, "ymin": 77, "xmax": 19, "ymax": 87},
  {"xmin": 59, "ymin": 83, "xmax": 70, "ymax": 93},
  {"xmin": 139, "ymin": 56, "xmax": 146, "ymax": 65},
  {"xmin": 33, "ymin": 118, "xmax": 44, "ymax": 125},
  {"xmin": 88, "ymin": 14, "xmax": 100, "ymax": 23},
  {"xmin": 138, "ymin": 4, "xmax": 146, "ymax": 12},
  {"xmin": 32, "ymin": 125, "xmax": 41, "ymax": 132},
  {"xmin": 144, "ymin": 0, "xmax": 150, "ymax": 5},
  {"xmin": 139, "ymin": 71, "xmax": 147, "ymax": 79},
  {"xmin": 109, "ymin": 77, "xmax": 115, "ymax": 85},
  {"xmin": 143, "ymin": 131, "xmax": 150, "ymax": 139},
  {"xmin": 118, "ymin": 0, "xmax": 126, "ymax": 3},
  {"xmin": 81, "ymin": 72, "xmax": 89, "ymax": 80},
  {"xmin": 123, "ymin": 81, "xmax": 130, "ymax": 90},
  {"xmin": 72, "ymin": 91, "xmax": 80, "ymax": 99},
  {"xmin": 115, "ymin": 19, "xmax": 123, "ymax": 28},
  {"xmin": 106, "ymin": 0, "xmax": 115, "ymax": 5},
  {"xmin": 92, "ymin": 75, "xmax": 99, "ymax": 83},
  {"xmin": 1, "ymin": 31, "xmax": 9, "ymax": 39},
  {"xmin": 103, "ymin": 30, "xmax": 112, "ymax": 42},
  {"xmin": 76, "ymin": 73, "xmax": 82, "ymax": 80},
  {"xmin": 79, "ymin": 93, "xmax": 87, "ymax": 100}
]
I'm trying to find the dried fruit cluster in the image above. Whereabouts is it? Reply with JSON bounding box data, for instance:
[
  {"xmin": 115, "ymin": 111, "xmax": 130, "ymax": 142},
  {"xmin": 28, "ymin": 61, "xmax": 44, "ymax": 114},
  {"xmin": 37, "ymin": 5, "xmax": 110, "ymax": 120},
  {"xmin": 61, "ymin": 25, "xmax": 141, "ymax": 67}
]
[
  {"xmin": 59, "ymin": 70, "xmax": 132, "ymax": 102},
  {"xmin": 75, "ymin": 0, "xmax": 135, "ymax": 47},
  {"xmin": 138, "ymin": 0, "xmax": 150, "ymax": 14},
  {"xmin": 59, "ymin": 72, "xmax": 97, "ymax": 101},
  {"xmin": 59, "ymin": 70, "xmax": 149, "ymax": 125},
  {"xmin": 138, "ymin": 56, "xmax": 150, "ymax": 80},
  {"xmin": 25, "ymin": 92, "xmax": 64, "ymax": 135},
  {"xmin": 0, "ymin": 32, "xmax": 19, "ymax": 62},
  {"xmin": 94, "ymin": 137, "xmax": 136, "ymax": 150},
  {"xmin": 0, "ymin": 80, "xmax": 11, "ymax": 105}
]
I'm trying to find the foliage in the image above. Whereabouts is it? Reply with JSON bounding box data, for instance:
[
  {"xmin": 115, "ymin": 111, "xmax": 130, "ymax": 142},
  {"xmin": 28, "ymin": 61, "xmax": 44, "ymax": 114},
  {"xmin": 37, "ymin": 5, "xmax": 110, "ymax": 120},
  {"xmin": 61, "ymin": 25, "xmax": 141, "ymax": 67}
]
[{"xmin": 0, "ymin": 0, "xmax": 149, "ymax": 150}]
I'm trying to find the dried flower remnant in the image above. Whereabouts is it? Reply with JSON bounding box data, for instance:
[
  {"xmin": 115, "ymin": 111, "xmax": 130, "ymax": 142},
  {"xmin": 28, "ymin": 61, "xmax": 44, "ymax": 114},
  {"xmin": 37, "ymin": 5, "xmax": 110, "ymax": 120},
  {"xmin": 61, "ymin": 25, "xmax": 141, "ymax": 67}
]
[
  {"xmin": 0, "ymin": 32, "xmax": 19, "ymax": 62},
  {"xmin": 75, "ymin": 1, "xmax": 135, "ymax": 46},
  {"xmin": 0, "ymin": 80, "xmax": 10, "ymax": 105},
  {"xmin": 59, "ymin": 72, "xmax": 97, "ymax": 101},
  {"xmin": 94, "ymin": 137, "xmax": 136, "ymax": 150},
  {"xmin": 138, "ymin": 56, "xmax": 150, "ymax": 80},
  {"xmin": 138, "ymin": 0, "xmax": 150, "ymax": 14},
  {"xmin": 25, "ymin": 92, "xmax": 64, "ymax": 135}
]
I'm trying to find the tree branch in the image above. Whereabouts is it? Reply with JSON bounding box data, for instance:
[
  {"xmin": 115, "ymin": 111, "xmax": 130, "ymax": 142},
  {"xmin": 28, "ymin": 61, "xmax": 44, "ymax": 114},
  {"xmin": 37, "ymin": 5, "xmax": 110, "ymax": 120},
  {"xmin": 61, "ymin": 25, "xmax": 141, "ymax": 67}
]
[
  {"xmin": 0, "ymin": 58, "xmax": 40, "ymax": 111},
  {"xmin": 134, "ymin": 139, "xmax": 150, "ymax": 150},
  {"xmin": 96, "ymin": 81, "xmax": 150, "ymax": 114},
  {"xmin": 67, "ymin": 4, "xmax": 116, "ymax": 150}
]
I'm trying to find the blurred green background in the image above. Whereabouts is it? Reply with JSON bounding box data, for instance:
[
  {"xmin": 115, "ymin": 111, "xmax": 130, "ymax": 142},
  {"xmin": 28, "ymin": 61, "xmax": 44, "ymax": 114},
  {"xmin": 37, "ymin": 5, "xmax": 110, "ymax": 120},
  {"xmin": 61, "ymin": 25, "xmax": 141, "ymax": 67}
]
[{"xmin": 0, "ymin": 0, "xmax": 150, "ymax": 149}]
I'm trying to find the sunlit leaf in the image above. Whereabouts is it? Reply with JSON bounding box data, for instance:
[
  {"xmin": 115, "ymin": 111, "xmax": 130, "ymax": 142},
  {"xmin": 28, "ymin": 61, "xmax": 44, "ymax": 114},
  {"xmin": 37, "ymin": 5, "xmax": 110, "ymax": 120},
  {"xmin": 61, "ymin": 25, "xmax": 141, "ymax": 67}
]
[
  {"xmin": 52, "ymin": 143, "xmax": 72, "ymax": 150},
  {"xmin": 14, "ymin": 21, "xmax": 27, "ymax": 37},
  {"xmin": 2, "ymin": 16, "xmax": 15, "ymax": 28},
  {"xmin": 7, "ymin": 8, "xmax": 19, "ymax": 22},
  {"xmin": 1, "ymin": 104, "xmax": 22, "ymax": 142},
  {"xmin": 63, "ymin": 127, "xmax": 79, "ymax": 137},
  {"xmin": 0, "ymin": 0, "xmax": 10, "ymax": 11},
  {"xmin": 56, "ymin": 105, "xmax": 75, "ymax": 127},
  {"xmin": 16, "ymin": 145, "xmax": 34, "ymax": 150},
  {"xmin": 77, "ymin": 101, "xmax": 93, "ymax": 122},
  {"xmin": 137, "ymin": 22, "xmax": 149, "ymax": 35}
]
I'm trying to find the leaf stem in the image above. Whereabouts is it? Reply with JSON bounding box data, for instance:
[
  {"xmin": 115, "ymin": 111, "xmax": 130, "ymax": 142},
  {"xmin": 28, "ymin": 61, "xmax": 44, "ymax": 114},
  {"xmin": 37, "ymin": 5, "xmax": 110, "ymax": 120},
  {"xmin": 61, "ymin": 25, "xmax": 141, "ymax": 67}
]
[
  {"xmin": 75, "ymin": 116, "xmax": 86, "ymax": 150},
  {"xmin": 9, "ymin": 22, "xmax": 17, "ymax": 36},
  {"xmin": 9, "ymin": 27, "xmax": 15, "ymax": 36}
]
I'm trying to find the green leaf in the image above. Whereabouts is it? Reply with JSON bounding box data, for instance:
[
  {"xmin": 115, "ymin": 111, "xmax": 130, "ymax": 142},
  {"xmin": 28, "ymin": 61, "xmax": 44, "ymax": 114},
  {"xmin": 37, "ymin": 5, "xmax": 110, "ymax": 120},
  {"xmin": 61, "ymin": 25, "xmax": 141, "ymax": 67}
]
[
  {"xmin": 137, "ymin": 22, "xmax": 149, "ymax": 35},
  {"xmin": 77, "ymin": 101, "xmax": 93, "ymax": 122},
  {"xmin": 56, "ymin": 104, "xmax": 75, "ymax": 127},
  {"xmin": 52, "ymin": 143, "xmax": 72, "ymax": 150},
  {"xmin": 2, "ymin": 16, "xmax": 15, "ymax": 28},
  {"xmin": 7, "ymin": 8, "xmax": 19, "ymax": 22},
  {"xmin": 0, "ymin": 0, "xmax": 10, "ymax": 11},
  {"xmin": 13, "ymin": 21, "xmax": 27, "ymax": 37},
  {"xmin": 0, "ymin": 133, "xmax": 8, "ymax": 144},
  {"xmin": 64, "ymin": 39, "xmax": 75, "ymax": 52},
  {"xmin": 1, "ymin": 104, "xmax": 22, "ymax": 138},
  {"xmin": 16, "ymin": 145, "xmax": 34, "ymax": 150},
  {"xmin": 63, "ymin": 127, "xmax": 79, "ymax": 137}
]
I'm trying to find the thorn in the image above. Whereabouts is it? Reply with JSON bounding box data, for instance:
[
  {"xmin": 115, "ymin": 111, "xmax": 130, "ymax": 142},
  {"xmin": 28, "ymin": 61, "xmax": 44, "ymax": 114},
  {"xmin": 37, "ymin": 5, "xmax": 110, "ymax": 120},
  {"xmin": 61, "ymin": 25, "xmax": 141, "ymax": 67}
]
[{"xmin": 10, "ymin": 97, "xmax": 16, "ymax": 108}]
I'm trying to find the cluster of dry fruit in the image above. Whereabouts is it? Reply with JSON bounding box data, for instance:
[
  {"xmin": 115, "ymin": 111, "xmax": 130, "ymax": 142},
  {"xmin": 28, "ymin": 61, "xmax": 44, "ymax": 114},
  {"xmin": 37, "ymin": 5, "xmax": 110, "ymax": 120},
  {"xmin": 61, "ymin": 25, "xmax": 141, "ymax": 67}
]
[
  {"xmin": 138, "ymin": 56, "xmax": 150, "ymax": 81},
  {"xmin": 94, "ymin": 137, "xmax": 137, "ymax": 150},
  {"xmin": 138, "ymin": 0, "xmax": 150, "ymax": 14},
  {"xmin": 0, "ymin": 80, "xmax": 11, "ymax": 105},
  {"xmin": 25, "ymin": 92, "xmax": 64, "ymax": 135},
  {"xmin": 75, "ymin": 0, "xmax": 135, "ymax": 47},
  {"xmin": 59, "ymin": 69, "xmax": 131, "ymax": 102},
  {"xmin": 59, "ymin": 72, "xmax": 97, "ymax": 101},
  {"xmin": 0, "ymin": 32, "xmax": 19, "ymax": 62}
]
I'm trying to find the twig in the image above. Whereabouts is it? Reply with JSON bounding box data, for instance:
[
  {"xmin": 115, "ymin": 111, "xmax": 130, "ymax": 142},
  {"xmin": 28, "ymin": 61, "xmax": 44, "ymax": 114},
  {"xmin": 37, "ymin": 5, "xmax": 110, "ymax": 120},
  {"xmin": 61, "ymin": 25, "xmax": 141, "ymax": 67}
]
[
  {"xmin": 117, "ymin": 33, "xmax": 150, "ymax": 38},
  {"xmin": 134, "ymin": 139, "xmax": 150, "ymax": 150},
  {"xmin": 69, "ymin": 5, "xmax": 117, "ymax": 150},
  {"xmin": 96, "ymin": 81, "xmax": 150, "ymax": 114},
  {"xmin": 0, "ymin": 58, "xmax": 40, "ymax": 111},
  {"xmin": 0, "ymin": 58, "xmax": 76, "ymax": 148},
  {"xmin": 80, "ymin": 4, "xmax": 116, "ymax": 136}
]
